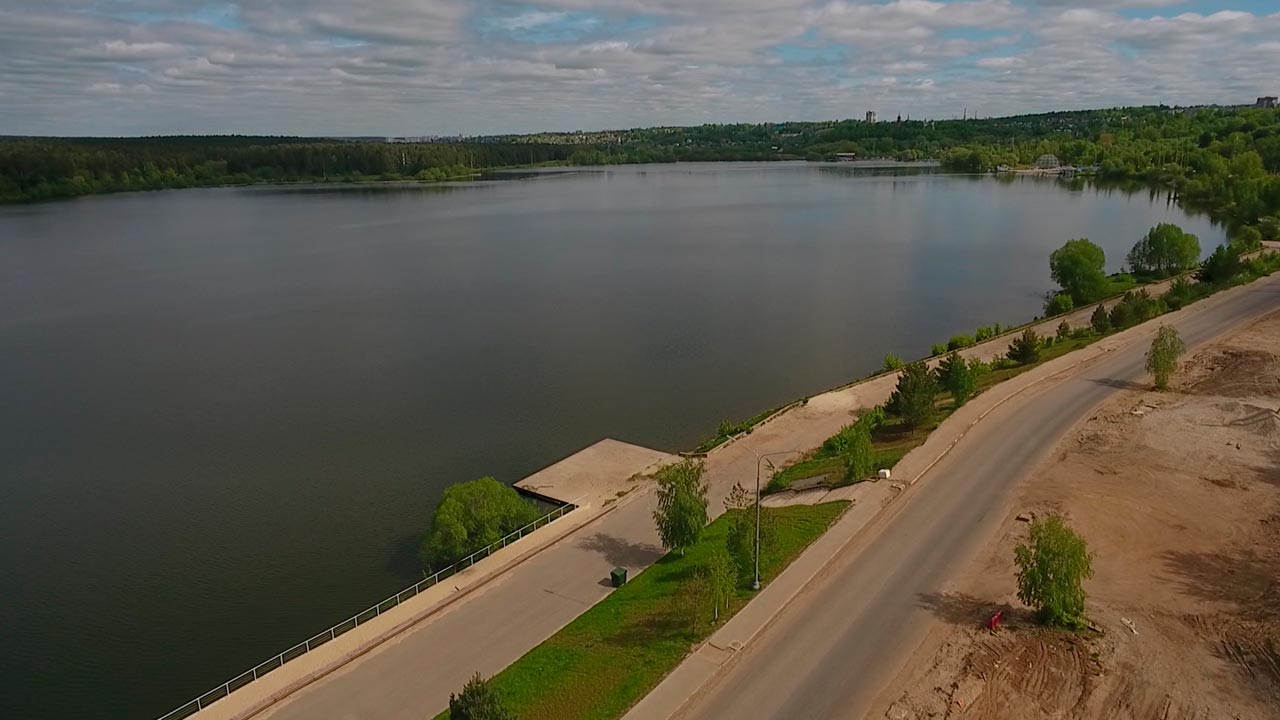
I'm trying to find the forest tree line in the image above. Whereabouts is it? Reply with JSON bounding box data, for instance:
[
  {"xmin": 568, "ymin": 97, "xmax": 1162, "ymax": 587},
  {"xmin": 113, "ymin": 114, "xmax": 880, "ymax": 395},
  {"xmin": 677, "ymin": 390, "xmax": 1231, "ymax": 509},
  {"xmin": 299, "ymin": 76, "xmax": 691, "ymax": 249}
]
[{"xmin": 2, "ymin": 105, "xmax": 1279, "ymax": 224}]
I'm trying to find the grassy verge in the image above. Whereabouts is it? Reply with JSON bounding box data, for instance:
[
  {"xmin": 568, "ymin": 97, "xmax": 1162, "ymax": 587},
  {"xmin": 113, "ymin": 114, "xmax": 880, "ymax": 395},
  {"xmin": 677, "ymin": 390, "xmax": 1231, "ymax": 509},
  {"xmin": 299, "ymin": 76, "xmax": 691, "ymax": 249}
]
[{"xmin": 436, "ymin": 502, "xmax": 848, "ymax": 720}]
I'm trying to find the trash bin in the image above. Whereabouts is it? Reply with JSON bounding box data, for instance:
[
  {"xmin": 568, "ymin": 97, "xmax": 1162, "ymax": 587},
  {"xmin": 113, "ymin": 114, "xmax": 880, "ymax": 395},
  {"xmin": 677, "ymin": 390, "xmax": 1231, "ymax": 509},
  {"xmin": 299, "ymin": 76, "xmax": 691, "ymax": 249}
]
[{"xmin": 610, "ymin": 567, "xmax": 628, "ymax": 588}]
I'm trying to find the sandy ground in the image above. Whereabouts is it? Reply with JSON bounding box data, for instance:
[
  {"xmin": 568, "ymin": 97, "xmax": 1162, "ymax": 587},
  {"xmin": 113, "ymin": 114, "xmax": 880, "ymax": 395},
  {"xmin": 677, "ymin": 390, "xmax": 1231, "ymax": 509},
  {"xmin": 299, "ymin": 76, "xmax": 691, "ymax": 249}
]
[{"xmin": 877, "ymin": 312, "xmax": 1280, "ymax": 720}]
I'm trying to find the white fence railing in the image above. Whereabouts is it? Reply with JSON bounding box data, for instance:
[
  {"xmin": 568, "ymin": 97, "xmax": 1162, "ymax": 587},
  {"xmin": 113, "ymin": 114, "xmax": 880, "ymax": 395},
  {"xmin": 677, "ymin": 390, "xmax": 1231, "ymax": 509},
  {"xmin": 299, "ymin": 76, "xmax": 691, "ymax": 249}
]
[{"xmin": 156, "ymin": 502, "xmax": 575, "ymax": 720}]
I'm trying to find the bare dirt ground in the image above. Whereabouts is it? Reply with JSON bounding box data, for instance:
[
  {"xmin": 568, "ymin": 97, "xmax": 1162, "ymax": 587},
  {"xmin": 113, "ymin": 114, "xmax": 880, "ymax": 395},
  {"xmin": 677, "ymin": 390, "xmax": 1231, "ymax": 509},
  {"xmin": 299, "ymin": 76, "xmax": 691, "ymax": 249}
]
[{"xmin": 879, "ymin": 312, "xmax": 1280, "ymax": 720}]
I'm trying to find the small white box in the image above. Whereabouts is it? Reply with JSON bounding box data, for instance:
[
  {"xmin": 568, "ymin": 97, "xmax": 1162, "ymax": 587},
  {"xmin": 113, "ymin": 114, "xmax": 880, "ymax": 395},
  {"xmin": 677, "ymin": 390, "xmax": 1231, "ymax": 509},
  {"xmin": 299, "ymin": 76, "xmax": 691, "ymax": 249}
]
[{"xmin": 878, "ymin": 468, "xmax": 892, "ymax": 480}]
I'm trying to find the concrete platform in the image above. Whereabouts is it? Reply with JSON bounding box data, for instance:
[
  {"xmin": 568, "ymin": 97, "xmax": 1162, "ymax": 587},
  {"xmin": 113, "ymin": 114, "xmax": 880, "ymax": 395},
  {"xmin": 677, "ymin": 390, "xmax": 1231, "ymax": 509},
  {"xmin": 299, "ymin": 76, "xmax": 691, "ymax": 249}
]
[{"xmin": 515, "ymin": 438, "xmax": 676, "ymax": 507}]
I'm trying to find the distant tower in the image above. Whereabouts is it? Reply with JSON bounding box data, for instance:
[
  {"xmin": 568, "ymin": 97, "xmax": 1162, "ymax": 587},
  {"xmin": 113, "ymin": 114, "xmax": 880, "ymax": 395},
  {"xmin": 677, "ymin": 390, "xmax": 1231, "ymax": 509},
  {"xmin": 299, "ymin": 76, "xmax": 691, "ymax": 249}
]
[
  {"xmin": 896, "ymin": 114, "xmax": 902, "ymax": 124},
  {"xmin": 866, "ymin": 110, "xmax": 877, "ymax": 123}
]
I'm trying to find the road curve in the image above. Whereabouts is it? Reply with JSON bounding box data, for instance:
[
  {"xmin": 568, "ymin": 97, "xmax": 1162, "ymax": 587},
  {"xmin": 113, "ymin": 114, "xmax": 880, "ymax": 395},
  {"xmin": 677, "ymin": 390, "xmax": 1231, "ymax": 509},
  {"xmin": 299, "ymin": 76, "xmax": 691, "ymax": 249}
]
[{"xmin": 674, "ymin": 275, "xmax": 1280, "ymax": 720}]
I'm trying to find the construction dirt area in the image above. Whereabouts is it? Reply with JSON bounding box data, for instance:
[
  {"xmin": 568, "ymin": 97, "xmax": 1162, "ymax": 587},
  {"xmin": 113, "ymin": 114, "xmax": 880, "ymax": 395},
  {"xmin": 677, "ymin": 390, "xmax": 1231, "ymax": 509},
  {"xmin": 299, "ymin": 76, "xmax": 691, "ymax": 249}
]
[{"xmin": 877, "ymin": 311, "xmax": 1280, "ymax": 720}]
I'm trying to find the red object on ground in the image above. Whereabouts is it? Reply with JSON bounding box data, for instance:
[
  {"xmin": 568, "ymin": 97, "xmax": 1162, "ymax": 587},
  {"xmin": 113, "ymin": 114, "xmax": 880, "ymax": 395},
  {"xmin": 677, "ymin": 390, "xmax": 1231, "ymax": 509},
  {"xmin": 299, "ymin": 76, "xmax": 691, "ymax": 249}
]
[{"xmin": 988, "ymin": 610, "xmax": 1003, "ymax": 631}]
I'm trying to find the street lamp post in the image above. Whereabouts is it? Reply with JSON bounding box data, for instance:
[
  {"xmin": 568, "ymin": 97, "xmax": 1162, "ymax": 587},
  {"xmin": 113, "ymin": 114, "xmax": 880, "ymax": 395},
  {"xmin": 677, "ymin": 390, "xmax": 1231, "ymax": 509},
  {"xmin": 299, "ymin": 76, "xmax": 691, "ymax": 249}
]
[{"xmin": 751, "ymin": 449, "xmax": 803, "ymax": 591}]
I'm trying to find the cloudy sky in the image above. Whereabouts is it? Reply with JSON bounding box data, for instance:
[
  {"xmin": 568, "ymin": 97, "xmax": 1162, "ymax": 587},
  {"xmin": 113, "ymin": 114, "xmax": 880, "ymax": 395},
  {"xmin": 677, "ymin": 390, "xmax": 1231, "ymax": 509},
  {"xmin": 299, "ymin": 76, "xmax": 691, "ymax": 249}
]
[{"xmin": 1, "ymin": 0, "xmax": 1277, "ymax": 137}]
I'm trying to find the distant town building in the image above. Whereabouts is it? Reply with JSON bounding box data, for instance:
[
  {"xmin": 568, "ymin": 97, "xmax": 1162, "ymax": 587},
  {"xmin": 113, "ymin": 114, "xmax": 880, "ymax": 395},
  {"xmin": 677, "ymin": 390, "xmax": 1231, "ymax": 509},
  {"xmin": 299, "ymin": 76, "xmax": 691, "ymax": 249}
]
[
  {"xmin": 865, "ymin": 111, "xmax": 877, "ymax": 123},
  {"xmin": 835, "ymin": 152, "xmax": 857, "ymax": 162},
  {"xmin": 1259, "ymin": 96, "xmax": 1278, "ymax": 109},
  {"xmin": 1034, "ymin": 154, "xmax": 1061, "ymax": 170}
]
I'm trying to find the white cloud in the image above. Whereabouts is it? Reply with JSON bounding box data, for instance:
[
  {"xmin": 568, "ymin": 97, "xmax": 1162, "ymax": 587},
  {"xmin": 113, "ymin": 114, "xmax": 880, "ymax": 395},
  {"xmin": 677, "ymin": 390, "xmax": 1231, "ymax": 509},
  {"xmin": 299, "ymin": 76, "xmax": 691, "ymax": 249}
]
[{"xmin": 0, "ymin": 0, "xmax": 1277, "ymax": 135}]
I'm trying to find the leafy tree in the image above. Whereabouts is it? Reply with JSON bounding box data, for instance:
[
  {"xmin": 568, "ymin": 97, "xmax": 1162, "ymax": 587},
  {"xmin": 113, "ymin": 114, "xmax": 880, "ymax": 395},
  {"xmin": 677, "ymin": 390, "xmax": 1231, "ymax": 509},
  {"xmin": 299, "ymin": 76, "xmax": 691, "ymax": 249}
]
[
  {"xmin": 937, "ymin": 351, "xmax": 977, "ymax": 407},
  {"xmin": 723, "ymin": 482, "xmax": 750, "ymax": 513},
  {"xmin": 449, "ymin": 673, "xmax": 516, "ymax": 720},
  {"xmin": 1015, "ymin": 515, "xmax": 1094, "ymax": 628},
  {"xmin": 1162, "ymin": 277, "xmax": 1202, "ymax": 310},
  {"xmin": 652, "ymin": 460, "xmax": 708, "ymax": 555},
  {"xmin": 888, "ymin": 360, "xmax": 939, "ymax": 431},
  {"xmin": 1126, "ymin": 223, "xmax": 1201, "ymax": 277},
  {"xmin": 1056, "ymin": 320, "xmax": 1071, "ymax": 339},
  {"xmin": 706, "ymin": 549, "xmax": 737, "ymax": 621},
  {"xmin": 1006, "ymin": 328, "xmax": 1041, "ymax": 365},
  {"xmin": 1090, "ymin": 304, "xmax": 1111, "ymax": 334},
  {"xmin": 1145, "ymin": 325, "xmax": 1186, "ymax": 390},
  {"xmin": 726, "ymin": 507, "xmax": 775, "ymax": 584},
  {"xmin": 1044, "ymin": 292, "xmax": 1074, "ymax": 316},
  {"xmin": 420, "ymin": 477, "xmax": 541, "ymax": 570},
  {"xmin": 1229, "ymin": 225, "xmax": 1263, "ymax": 251},
  {"xmin": 1259, "ymin": 216, "xmax": 1280, "ymax": 241},
  {"xmin": 1050, "ymin": 238, "xmax": 1109, "ymax": 305},
  {"xmin": 881, "ymin": 353, "xmax": 904, "ymax": 372},
  {"xmin": 841, "ymin": 421, "xmax": 875, "ymax": 481},
  {"xmin": 931, "ymin": 342, "xmax": 947, "ymax": 357},
  {"xmin": 947, "ymin": 334, "xmax": 974, "ymax": 351},
  {"xmin": 679, "ymin": 569, "xmax": 713, "ymax": 630}
]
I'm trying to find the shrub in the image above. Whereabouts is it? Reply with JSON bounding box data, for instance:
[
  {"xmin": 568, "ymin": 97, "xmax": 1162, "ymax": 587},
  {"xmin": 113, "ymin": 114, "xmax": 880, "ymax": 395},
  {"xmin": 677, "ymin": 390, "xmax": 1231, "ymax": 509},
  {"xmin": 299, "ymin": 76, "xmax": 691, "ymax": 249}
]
[
  {"xmin": 1044, "ymin": 292, "xmax": 1074, "ymax": 316},
  {"xmin": 947, "ymin": 334, "xmax": 974, "ymax": 351},
  {"xmin": 449, "ymin": 673, "xmax": 515, "ymax": 720},
  {"xmin": 931, "ymin": 342, "xmax": 947, "ymax": 357},
  {"xmin": 881, "ymin": 353, "xmax": 904, "ymax": 372},
  {"xmin": 1229, "ymin": 225, "xmax": 1263, "ymax": 251},
  {"xmin": 888, "ymin": 360, "xmax": 940, "ymax": 431},
  {"xmin": 1056, "ymin": 320, "xmax": 1071, "ymax": 339},
  {"xmin": 1162, "ymin": 277, "xmax": 1203, "ymax": 310},
  {"xmin": 1015, "ymin": 516, "xmax": 1094, "ymax": 628},
  {"xmin": 1259, "ymin": 216, "xmax": 1280, "ymax": 241},
  {"xmin": 1090, "ymin": 304, "xmax": 1111, "ymax": 334},
  {"xmin": 726, "ymin": 507, "xmax": 776, "ymax": 584},
  {"xmin": 1145, "ymin": 325, "xmax": 1186, "ymax": 390},
  {"xmin": 1007, "ymin": 328, "xmax": 1041, "ymax": 365},
  {"xmin": 420, "ymin": 477, "xmax": 541, "ymax": 570},
  {"xmin": 974, "ymin": 325, "xmax": 995, "ymax": 342},
  {"xmin": 842, "ymin": 423, "xmax": 875, "ymax": 482}
]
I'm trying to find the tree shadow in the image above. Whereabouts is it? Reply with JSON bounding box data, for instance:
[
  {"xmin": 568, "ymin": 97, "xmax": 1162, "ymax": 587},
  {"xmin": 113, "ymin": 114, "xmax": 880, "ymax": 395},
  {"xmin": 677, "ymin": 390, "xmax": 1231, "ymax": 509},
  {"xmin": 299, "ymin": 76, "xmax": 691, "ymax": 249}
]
[
  {"xmin": 576, "ymin": 532, "xmax": 665, "ymax": 568},
  {"xmin": 606, "ymin": 610, "xmax": 691, "ymax": 647},
  {"xmin": 1086, "ymin": 377, "xmax": 1149, "ymax": 391},
  {"xmin": 915, "ymin": 591, "xmax": 1031, "ymax": 628},
  {"xmin": 1162, "ymin": 547, "xmax": 1280, "ymax": 624},
  {"xmin": 385, "ymin": 533, "xmax": 426, "ymax": 582}
]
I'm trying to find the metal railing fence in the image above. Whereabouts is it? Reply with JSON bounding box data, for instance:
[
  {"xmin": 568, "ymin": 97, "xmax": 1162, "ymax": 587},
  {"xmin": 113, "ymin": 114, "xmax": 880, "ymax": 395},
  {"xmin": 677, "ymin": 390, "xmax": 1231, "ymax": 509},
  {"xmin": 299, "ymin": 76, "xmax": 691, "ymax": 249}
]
[{"xmin": 156, "ymin": 502, "xmax": 575, "ymax": 720}]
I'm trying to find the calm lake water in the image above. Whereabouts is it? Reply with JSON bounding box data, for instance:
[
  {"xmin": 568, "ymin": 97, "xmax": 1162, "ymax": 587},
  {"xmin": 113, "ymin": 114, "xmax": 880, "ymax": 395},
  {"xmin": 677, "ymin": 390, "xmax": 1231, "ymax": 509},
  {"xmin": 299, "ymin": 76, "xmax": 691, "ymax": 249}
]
[{"xmin": 0, "ymin": 162, "xmax": 1222, "ymax": 719}]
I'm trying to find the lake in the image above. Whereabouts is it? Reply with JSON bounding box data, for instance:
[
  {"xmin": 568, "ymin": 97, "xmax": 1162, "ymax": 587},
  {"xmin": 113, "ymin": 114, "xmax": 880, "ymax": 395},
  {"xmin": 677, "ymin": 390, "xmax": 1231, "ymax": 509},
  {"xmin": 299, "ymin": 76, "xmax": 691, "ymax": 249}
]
[{"xmin": 0, "ymin": 162, "xmax": 1222, "ymax": 719}]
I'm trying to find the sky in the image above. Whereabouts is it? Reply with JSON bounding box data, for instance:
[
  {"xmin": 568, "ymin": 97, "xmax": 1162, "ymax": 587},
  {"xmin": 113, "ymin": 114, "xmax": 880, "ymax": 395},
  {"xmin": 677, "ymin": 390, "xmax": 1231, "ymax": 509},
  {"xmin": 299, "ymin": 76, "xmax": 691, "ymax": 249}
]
[{"xmin": 1, "ymin": 0, "xmax": 1278, "ymax": 137}]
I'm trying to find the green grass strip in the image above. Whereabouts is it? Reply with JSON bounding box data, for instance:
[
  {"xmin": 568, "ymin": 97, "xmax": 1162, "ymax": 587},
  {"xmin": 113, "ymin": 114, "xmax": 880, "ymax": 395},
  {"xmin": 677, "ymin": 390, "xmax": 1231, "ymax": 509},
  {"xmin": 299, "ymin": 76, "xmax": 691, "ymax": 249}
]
[{"xmin": 436, "ymin": 501, "xmax": 849, "ymax": 720}]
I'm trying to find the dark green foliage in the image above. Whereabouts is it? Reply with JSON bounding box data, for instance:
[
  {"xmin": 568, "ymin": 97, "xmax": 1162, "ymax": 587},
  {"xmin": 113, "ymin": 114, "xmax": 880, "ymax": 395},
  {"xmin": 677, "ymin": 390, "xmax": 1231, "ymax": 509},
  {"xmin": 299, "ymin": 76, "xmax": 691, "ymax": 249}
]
[
  {"xmin": 449, "ymin": 673, "xmax": 516, "ymax": 720},
  {"xmin": 1050, "ymin": 239, "xmax": 1109, "ymax": 305},
  {"xmin": 1197, "ymin": 244, "xmax": 1244, "ymax": 285},
  {"xmin": 1229, "ymin": 225, "xmax": 1263, "ymax": 251},
  {"xmin": 888, "ymin": 360, "xmax": 940, "ymax": 431},
  {"xmin": 1056, "ymin": 320, "xmax": 1071, "ymax": 339},
  {"xmin": 1015, "ymin": 516, "xmax": 1094, "ymax": 628},
  {"xmin": 1044, "ymin": 292, "xmax": 1074, "ymax": 316},
  {"xmin": 881, "ymin": 353, "xmax": 904, "ymax": 372},
  {"xmin": 947, "ymin": 334, "xmax": 974, "ymax": 351},
  {"xmin": 420, "ymin": 478, "xmax": 541, "ymax": 570},
  {"xmin": 1109, "ymin": 289, "xmax": 1162, "ymax": 329},
  {"xmin": 1090, "ymin": 304, "xmax": 1111, "ymax": 334},
  {"xmin": 1161, "ymin": 277, "xmax": 1205, "ymax": 310},
  {"xmin": 974, "ymin": 325, "xmax": 995, "ymax": 342},
  {"xmin": 931, "ymin": 342, "xmax": 948, "ymax": 357},
  {"xmin": 652, "ymin": 460, "xmax": 709, "ymax": 555},
  {"xmin": 726, "ymin": 507, "xmax": 776, "ymax": 584},
  {"xmin": 1006, "ymin": 328, "xmax": 1041, "ymax": 365},
  {"xmin": 1260, "ymin": 216, "xmax": 1280, "ymax": 241},
  {"xmin": 1126, "ymin": 223, "xmax": 1201, "ymax": 277},
  {"xmin": 937, "ymin": 351, "xmax": 977, "ymax": 407}
]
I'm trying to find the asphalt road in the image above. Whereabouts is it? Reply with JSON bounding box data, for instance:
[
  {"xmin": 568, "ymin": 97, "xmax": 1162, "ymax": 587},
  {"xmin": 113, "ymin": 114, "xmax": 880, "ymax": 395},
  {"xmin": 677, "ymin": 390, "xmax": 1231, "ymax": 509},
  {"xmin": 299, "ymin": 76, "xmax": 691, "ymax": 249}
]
[{"xmin": 675, "ymin": 276, "xmax": 1280, "ymax": 720}]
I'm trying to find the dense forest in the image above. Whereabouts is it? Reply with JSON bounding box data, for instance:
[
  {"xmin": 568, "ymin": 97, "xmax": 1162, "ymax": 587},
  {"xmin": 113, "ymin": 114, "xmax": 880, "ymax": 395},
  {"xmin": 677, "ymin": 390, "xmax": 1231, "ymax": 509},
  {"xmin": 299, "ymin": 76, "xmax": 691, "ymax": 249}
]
[{"xmin": 2, "ymin": 105, "xmax": 1279, "ymax": 226}]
